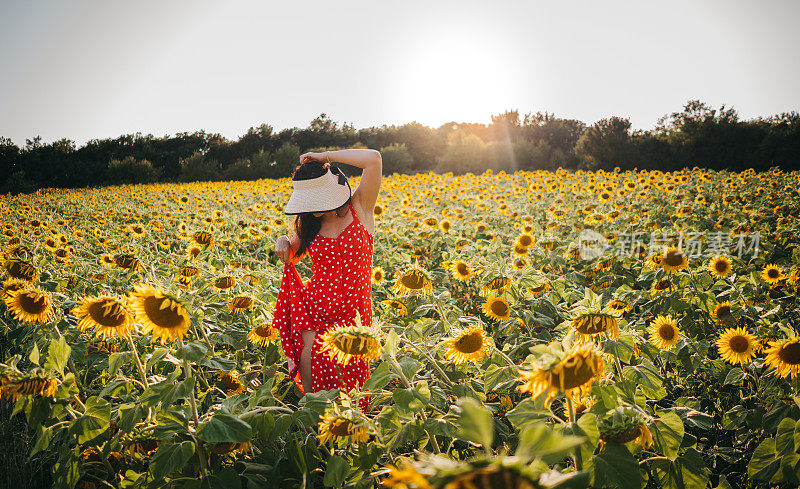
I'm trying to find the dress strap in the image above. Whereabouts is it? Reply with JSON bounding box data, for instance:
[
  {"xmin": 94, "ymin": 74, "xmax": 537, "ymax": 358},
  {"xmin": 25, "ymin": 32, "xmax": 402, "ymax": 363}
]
[{"xmin": 348, "ymin": 201, "xmax": 359, "ymax": 222}]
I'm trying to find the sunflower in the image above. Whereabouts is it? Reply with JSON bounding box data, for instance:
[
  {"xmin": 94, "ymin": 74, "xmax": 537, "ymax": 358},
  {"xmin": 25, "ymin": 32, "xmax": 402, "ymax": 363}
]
[
  {"xmin": 3, "ymin": 287, "xmax": 53, "ymax": 323},
  {"xmin": 228, "ymin": 296, "xmax": 255, "ymax": 313},
  {"xmin": 516, "ymin": 342, "xmax": 605, "ymax": 406},
  {"xmin": 482, "ymin": 296, "xmax": 511, "ymax": 322},
  {"xmin": 209, "ymin": 441, "xmax": 252, "ymax": 456},
  {"xmin": 598, "ymin": 406, "xmax": 654, "ymax": 450},
  {"xmin": 659, "ymin": 247, "xmax": 688, "ymax": 273},
  {"xmin": 647, "ymin": 315, "xmax": 680, "ymax": 350},
  {"xmin": 317, "ymin": 413, "xmax": 370, "ymax": 445},
  {"xmin": 380, "ymin": 462, "xmax": 433, "ymax": 489},
  {"xmin": 318, "ymin": 320, "xmax": 383, "ymax": 366},
  {"xmin": 372, "ymin": 267, "xmax": 385, "ymax": 285},
  {"xmin": 604, "ymin": 299, "xmax": 631, "ymax": 315},
  {"xmin": 513, "ymin": 257, "xmax": 529, "ymax": 270},
  {"xmin": 439, "ymin": 220, "xmax": 451, "ymax": 232},
  {"xmin": 113, "ymin": 254, "xmax": 140, "ymax": 271},
  {"xmin": 441, "ymin": 324, "xmax": 493, "ymax": 364},
  {"xmin": 247, "ymin": 324, "xmax": 279, "ymax": 346},
  {"xmin": 214, "ymin": 276, "xmax": 236, "ymax": 289},
  {"xmin": 764, "ymin": 337, "xmax": 800, "ymax": 379},
  {"xmin": 514, "ymin": 233, "xmax": 534, "ymax": 249},
  {"xmin": 570, "ymin": 311, "xmax": 620, "ymax": 344},
  {"xmin": 3, "ymin": 259, "xmax": 38, "ymax": 282},
  {"xmin": 392, "ymin": 266, "xmax": 433, "ymax": 296},
  {"xmin": 218, "ymin": 371, "xmax": 246, "ymax": 396},
  {"xmin": 381, "ymin": 299, "xmax": 408, "ymax": 316},
  {"xmin": 716, "ymin": 327, "xmax": 758, "ymax": 365},
  {"xmin": 712, "ymin": 302, "xmax": 736, "ymax": 325},
  {"xmin": 708, "ymin": 255, "xmax": 732, "ymax": 279},
  {"xmin": 650, "ymin": 278, "xmax": 672, "ymax": 295},
  {"xmin": 761, "ymin": 264, "xmax": 783, "ymax": 285},
  {"xmin": 73, "ymin": 295, "xmax": 135, "ymax": 339},
  {"xmin": 128, "ymin": 283, "xmax": 191, "ymax": 345},
  {"xmin": 1, "ymin": 279, "xmax": 27, "ymax": 301},
  {"xmin": 480, "ymin": 276, "xmax": 511, "ymax": 297},
  {"xmin": 186, "ymin": 244, "xmax": 202, "ymax": 260},
  {"xmin": 192, "ymin": 230, "xmax": 214, "ymax": 247},
  {"xmin": 527, "ymin": 283, "xmax": 550, "ymax": 296},
  {"xmin": 450, "ymin": 260, "xmax": 472, "ymax": 282},
  {"xmin": 0, "ymin": 374, "xmax": 59, "ymax": 401},
  {"xmin": 645, "ymin": 254, "xmax": 663, "ymax": 269},
  {"xmin": 511, "ymin": 243, "xmax": 529, "ymax": 258}
]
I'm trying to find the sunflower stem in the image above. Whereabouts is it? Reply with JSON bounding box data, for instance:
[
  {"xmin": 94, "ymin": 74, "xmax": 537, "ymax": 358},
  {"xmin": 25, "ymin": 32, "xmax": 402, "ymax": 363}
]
[
  {"xmin": 566, "ymin": 397, "xmax": 584, "ymax": 471},
  {"xmin": 493, "ymin": 345, "xmax": 518, "ymax": 369},
  {"xmin": 387, "ymin": 355, "xmax": 441, "ymax": 454},
  {"xmin": 401, "ymin": 335, "xmax": 454, "ymax": 388},
  {"xmin": 51, "ymin": 323, "xmax": 85, "ymax": 401},
  {"xmin": 126, "ymin": 333, "xmax": 149, "ymax": 388},
  {"xmin": 177, "ymin": 339, "xmax": 209, "ymax": 477}
]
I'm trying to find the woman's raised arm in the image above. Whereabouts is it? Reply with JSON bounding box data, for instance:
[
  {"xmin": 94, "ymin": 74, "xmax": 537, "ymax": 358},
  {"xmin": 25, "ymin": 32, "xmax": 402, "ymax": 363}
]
[{"xmin": 299, "ymin": 148, "xmax": 382, "ymax": 225}]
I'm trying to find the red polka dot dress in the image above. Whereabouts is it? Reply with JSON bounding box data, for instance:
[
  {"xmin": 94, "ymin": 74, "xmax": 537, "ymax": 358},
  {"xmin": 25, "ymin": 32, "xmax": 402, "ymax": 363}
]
[{"xmin": 273, "ymin": 202, "xmax": 374, "ymax": 412}]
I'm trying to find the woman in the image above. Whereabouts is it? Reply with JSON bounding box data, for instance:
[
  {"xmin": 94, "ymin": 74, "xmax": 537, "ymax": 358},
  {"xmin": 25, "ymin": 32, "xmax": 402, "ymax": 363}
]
[{"xmin": 273, "ymin": 148, "xmax": 381, "ymax": 411}]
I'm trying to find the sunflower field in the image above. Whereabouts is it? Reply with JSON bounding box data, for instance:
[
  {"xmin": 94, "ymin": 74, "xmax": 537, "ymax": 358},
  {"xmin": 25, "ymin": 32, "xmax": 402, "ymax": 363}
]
[{"xmin": 2, "ymin": 166, "xmax": 800, "ymax": 489}]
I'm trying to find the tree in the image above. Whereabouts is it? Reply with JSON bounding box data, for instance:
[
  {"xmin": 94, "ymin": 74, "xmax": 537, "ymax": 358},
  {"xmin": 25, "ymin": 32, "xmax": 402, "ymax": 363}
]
[
  {"xmin": 379, "ymin": 143, "xmax": 414, "ymax": 174},
  {"xmin": 436, "ymin": 129, "xmax": 487, "ymax": 174},
  {"xmin": 575, "ymin": 117, "xmax": 634, "ymax": 170}
]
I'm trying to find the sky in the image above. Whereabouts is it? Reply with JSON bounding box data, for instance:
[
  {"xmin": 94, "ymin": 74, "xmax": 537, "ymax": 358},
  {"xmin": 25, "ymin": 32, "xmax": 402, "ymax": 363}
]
[{"xmin": 1, "ymin": 0, "xmax": 798, "ymax": 147}]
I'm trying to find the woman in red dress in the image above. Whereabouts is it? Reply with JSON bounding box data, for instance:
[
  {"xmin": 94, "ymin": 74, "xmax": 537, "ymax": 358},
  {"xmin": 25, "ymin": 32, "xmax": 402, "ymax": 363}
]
[{"xmin": 273, "ymin": 149, "xmax": 381, "ymax": 412}]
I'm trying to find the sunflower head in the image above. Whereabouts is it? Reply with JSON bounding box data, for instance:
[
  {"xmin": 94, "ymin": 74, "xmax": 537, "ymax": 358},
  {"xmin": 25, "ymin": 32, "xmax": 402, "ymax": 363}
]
[
  {"xmin": 480, "ymin": 276, "xmax": 511, "ymax": 297},
  {"xmin": 647, "ymin": 315, "xmax": 680, "ymax": 350},
  {"xmin": 228, "ymin": 296, "xmax": 255, "ymax": 313},
  {"xmin": 3, "ymin": 287, "xmax": 53, "ymax": 324},
  {"xmin": 765, "ymin": 337, "xmax": 800, "ymax": 379},
  {"xmin": 762, "ymin": 264, "xmax": 783, "ymax": 285},
  {"xmin": 372, "ymin": 267, "xmax": 385, "ymax": 285},
  {"xmin": 517, "ymin": 342, "xmax": 606, "ymax": 406},
  {"xmin": 247, "ymin": 324, "xmax": 279, "ymax": 346},
  {"xmin": 218, "ymin": 371, "xmax": 246, "ymax": 396},
  {"xmin": 0, "ymin": 373, "xmax": 59, "ymax": 401},
  {"xmin": 712, "ymin": 301, "xmax": 737, "ymax": 325},
  {"xmin": 74, "ymin": 295, "xmax": 134, "ymax": 339},
  {"xmin": 381, "ymin": 299, "xmax": 408, "ymax": 316},
  {"xmin": 598, "ymin": 406, "xmax": 654, "ymax": 450},
  {"xmin": 392, "ymin": 266, "xmax": 433, "ymax": 296},
  {"xmin": 2, "ymin": 258, "xmax": 38, "ymax": 283},
  {"xmin": 604, "ymin": 299, "xmax": 631, "ymax": 315},
  {"xmin": 570, "ymin": 310, "xmax": 620, "ymax": 343},
  {"xmin": 318, "ymin": 316, "xmax": 384, "ymax": 366},
  {"xmin": 128, "ymin": 283, "xmax": 191, "ymax": 345},
  {"xmin": 716, "ymin": 327, "xmax": 758, "ymax": 365},
  {"xmin": 214, "ymin": 276, "xmax": 236, "ymax": 289},
  {"xmin": 482, "ymin": 296, "xmax": 511, "ymax": 322},
  {"xmin": 113, "ymin": 254, "xmax": 141, "ymax": 271},
  {"xmin": 450, "ymin": 260, "xmax": 472, "ymax": 282},
  {"xmin": 317, "ymin": 404, "xmax": 370, "ymax": 445},
  {"xmin": 441, "ymin": 323, "xmax": 493, "ymax": 364},
  {"xmin": 708, "ymin": 255, "xmax": 732, "ymax": 279},
  {"xmin": 659, "ymin": 247, "xmax": 688, "ymax": 273}
]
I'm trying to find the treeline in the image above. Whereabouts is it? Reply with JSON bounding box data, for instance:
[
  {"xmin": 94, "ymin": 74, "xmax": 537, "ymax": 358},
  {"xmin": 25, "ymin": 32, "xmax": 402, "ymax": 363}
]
[{"xmin": 1, "ymin": 99, "xmax": 799, "ymax": 194}]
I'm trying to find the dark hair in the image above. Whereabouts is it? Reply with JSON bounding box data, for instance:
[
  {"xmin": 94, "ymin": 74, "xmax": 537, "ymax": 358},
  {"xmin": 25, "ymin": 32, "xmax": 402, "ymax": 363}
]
[{"xmin": 291, "ymin": 161, "xmax": 351, "ymax": 258}]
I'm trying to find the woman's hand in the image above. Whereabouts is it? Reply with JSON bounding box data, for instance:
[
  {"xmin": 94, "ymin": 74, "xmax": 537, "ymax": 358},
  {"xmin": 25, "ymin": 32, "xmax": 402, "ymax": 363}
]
[
  {"xmin": 299, "ymin": 151, "xmax": 329, "ymax": 164},
  {"xmin": 275, "ymin": 235, "xmax": 292, "ymax": 264}
]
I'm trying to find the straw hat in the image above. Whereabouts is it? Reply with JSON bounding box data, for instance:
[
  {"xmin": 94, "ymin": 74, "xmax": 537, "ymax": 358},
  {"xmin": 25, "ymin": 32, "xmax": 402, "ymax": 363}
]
[{"xmin": 283, "ymin": 166, "xmax": 352, "ymax": 215}]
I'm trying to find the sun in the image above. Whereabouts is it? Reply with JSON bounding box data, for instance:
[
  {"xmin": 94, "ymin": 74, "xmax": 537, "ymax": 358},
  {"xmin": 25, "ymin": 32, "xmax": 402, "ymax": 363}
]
[{"xmin": 389, "ymin": 24, "xmax": 523, "ymax": 128}]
